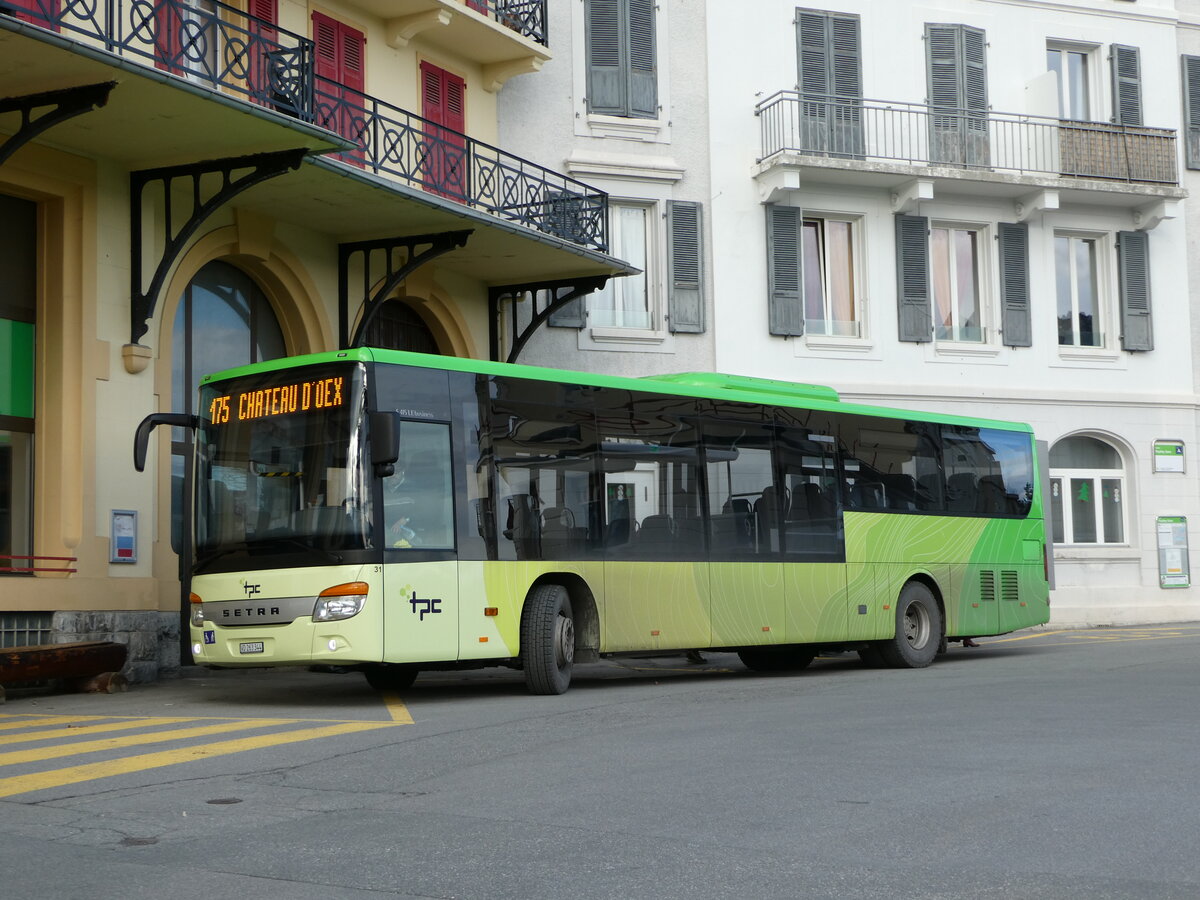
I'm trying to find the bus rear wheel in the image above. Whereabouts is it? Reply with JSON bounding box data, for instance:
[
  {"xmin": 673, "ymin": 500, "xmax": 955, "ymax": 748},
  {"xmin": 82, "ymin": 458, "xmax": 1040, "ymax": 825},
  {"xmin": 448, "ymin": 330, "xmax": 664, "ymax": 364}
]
[
  {"xmin": 738, "ymin": 647, "xmax": 815, "ymax": 672},
  {"xmin": 362, "ymin": 665, "xmax": 419, "ymax": 691},
  {"xmin": 521, "ymin": 584, "xmax": 574, "ymax": 695},
  {"xmin": 879, "ymin": 581, "xmax": 942, "ymax": 668}
]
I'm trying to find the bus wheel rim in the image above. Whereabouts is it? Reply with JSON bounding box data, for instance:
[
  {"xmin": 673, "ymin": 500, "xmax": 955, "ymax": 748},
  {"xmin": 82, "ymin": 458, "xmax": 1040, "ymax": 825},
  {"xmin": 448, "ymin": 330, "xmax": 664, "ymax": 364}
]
[
  {"xmin": 904, "ymin": 603, "xmax": 930, "ymax": 649},
  {"xmin": 555, "ymin": 614, "xmax": 575, "ymax": 669}
]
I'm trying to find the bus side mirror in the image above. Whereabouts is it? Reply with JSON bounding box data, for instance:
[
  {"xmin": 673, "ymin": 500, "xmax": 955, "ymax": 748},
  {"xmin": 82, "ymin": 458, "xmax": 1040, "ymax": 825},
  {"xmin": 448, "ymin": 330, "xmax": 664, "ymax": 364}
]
[
  {"xmin": 134, "ymin": 413, "xmax": 199, "ymax": 472},
  {"xmin": 370, "ymin": 411, "xmax": 401, "ymax": 478}
]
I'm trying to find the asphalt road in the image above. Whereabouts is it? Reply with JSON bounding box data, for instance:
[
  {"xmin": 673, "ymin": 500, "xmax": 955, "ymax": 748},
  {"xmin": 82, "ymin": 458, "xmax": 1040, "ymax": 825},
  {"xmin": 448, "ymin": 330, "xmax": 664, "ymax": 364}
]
[{"xmin": 2, "ymin": 624, "xmax": 1199, "ymax": 899}]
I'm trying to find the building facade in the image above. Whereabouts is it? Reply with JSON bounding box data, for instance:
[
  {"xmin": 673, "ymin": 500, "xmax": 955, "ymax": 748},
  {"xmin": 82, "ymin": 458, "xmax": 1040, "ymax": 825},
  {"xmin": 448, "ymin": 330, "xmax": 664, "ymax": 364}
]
[
  {"xmin": 0, "ymin": 0, "xmax": 627, "ymax": 677},
  {"xmin": 501, "ymin": 0, "xmax": 1200, "ymax": 626}
]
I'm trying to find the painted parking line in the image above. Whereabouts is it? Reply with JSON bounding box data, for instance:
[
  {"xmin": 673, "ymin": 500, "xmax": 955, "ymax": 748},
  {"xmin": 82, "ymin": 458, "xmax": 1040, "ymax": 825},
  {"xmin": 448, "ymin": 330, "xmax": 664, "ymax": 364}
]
[
  {"xmin": 0, "ymin": 693, "xmax": 416, "ymax": 799},
  {"xmin": 0, "ymin": 719, "xmax": 395, "ymax": 799},
  {"xmin": 990, "ymin": 626, "xmax": 1200, "ymax": 645}
]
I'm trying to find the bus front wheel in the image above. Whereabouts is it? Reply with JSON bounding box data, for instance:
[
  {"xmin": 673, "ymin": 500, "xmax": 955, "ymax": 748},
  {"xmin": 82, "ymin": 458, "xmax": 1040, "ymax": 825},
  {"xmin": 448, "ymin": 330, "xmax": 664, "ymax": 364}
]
[
  {"xmin": 521, "ymin": 584, "xmax": 574, "ymax": 695},
  {"xmin": 362, "ymin": 665, "xmax": 419, "ymax": 691},
  {"xmin": 880, "ymin": 581, "xmax": 942, "ymax": 668}
]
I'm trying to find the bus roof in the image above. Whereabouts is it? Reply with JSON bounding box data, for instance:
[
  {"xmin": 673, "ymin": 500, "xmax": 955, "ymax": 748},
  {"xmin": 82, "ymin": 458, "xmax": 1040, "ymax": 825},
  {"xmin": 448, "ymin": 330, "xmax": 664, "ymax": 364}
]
[{"xmin": 200, "ymin": 348, "xmax": 1034, "ymax": 433}]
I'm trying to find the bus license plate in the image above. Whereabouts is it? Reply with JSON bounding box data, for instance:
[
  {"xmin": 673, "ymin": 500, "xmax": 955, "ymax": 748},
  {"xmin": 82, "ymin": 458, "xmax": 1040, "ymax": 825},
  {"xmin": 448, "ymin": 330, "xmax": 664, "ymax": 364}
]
[{"xmin": 239, "ymin": 641, "xmax": 264, "ymax": 654}]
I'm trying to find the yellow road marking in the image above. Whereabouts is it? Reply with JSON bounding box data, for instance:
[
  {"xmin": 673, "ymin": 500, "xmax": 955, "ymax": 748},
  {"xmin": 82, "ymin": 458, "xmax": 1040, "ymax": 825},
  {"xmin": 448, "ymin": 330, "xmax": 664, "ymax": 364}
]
[
  {"xmin": 0, "ymin": 716, "xmax": 113, "ymax": 732},
  {"xmin": 0, "ymin": 717, "xmax": 201, "ymax": 746},
  {"xmin": 382, "ymin": 693, "xmax": 413, "ymax": 724},
  {"xmin": 0, "ymin": 720, "xmax": 395, "ymax": 799},
  {"xmin": 0, "ymin": 718, "xmax": 293, "ymax": 766},
  {"xmin": 989, "ymin": 630, "xmax": 1069, "ymax": 644}
]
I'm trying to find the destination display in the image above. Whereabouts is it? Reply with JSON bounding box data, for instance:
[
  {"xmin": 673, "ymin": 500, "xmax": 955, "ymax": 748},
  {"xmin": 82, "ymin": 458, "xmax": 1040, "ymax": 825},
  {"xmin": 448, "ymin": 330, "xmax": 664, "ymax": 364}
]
[{"xmin": 207, "ymin": 374, "xmax": 346, "ymax": 426}]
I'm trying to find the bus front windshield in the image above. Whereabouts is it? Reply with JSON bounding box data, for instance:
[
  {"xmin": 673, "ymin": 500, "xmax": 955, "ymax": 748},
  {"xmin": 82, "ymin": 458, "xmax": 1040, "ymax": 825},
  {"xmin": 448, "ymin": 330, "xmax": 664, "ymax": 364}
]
[{"xmin": 194, "ymin": 364, "xmax": 373, "ymax": 569}]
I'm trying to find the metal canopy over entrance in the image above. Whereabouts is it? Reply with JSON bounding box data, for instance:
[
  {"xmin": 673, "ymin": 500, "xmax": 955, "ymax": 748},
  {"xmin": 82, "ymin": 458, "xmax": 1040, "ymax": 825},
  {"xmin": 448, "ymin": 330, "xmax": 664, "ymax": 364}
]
[
  {"xmin": 489, "ymin": 275, "xmax": 608, "ymax": 364},
  {"xmin": 128, "ymin": 150, "xmax": 308, "ymax": 346},
  {"xmin": 0, "ymin": 82, "xmax": 115, "ymax": 168},
  {"xmin": 339, "ymin": 231, "xmax": 473, "ymax": 349}
]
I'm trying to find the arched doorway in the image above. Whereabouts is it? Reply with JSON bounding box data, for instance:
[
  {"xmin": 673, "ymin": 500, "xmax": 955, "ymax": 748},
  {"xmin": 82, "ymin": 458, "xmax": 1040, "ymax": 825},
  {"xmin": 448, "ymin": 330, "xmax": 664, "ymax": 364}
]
[
  {"xmin": 364, "ymin": 300, "xmax": 440, "ymax": 353},
  {"xmin": 170, "ymin": 261, "xmax": 286, "ymax": 656}
]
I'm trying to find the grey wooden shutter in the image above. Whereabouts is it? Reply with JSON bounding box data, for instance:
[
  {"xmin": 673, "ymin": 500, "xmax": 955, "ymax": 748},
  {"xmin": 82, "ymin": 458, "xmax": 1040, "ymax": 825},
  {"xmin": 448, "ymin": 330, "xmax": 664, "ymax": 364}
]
[
  {"xmin": 830, "ymin": 13, "xmax": 864, "ymax": 156},
  {"xmin": 586, "ymin": 0, "xmax": 624, "ymax": 115},
  {"xmin": 766, "ymin": 205, "xmax": 804, "ymax": 336},
  {"xmin": 666, "ymin": 200, "xmax": 704, "ymax": 334},
  {"xmin": 895, "ymin": 214, "xmax": 932, "ymax": 342},
  {"xmin": 796, "ymin": 11, "xmax": 831, "ymax": 153},
  {"xmin": 796, "ymin": 11, "xmax": 862, "ymax": 156},
  {"xmin": 1117, "ymin": 230, "xmax": 1152, "ymax": 351},
  {"xmin": 1111, "ymin": 44, "xmax": 1142, "ymax": 126},
  {"xmin": 997, "ymin": 222, "xmax": 1031, "ymax": 347},
  {"xmin": 926, "ymin": 24, "xmax": 988, "ymax": 166},
  {"xmin": 1183, "ymin": 56, "xmax": 1200, "ymax": 168},
  {"xmin": 961, "ymin": 25, "xmax": 989, "ymax": 166},
  {"xmin": 627, "ymin": 0, "xmax": 657, "ymax": 118}
]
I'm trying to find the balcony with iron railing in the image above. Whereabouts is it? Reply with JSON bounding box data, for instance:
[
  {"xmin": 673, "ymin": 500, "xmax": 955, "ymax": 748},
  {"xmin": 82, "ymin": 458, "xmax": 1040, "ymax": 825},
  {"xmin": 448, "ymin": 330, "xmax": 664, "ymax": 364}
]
[
  {"xmin": 0, "ymin": 0, "xmax": 604, "ymax": 251},
  {"xmin": 756, "ymin": 90, "xmax": 1179, "ymax": 190}
]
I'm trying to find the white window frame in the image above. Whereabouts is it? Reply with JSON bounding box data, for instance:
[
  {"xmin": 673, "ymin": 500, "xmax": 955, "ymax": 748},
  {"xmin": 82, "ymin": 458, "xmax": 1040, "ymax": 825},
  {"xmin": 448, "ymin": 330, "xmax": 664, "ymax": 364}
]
[
  {"xmin": 1046, "ymin": 41, "xmax": 1101, "ymax": 122},
  {"xmin": 800, "ymin": 213, "xmax": 864, "ymax": 341},
  {"xmin": 930, "ymin": 221, "xmax": 991, "ymax": 346},
  {"xmin": 586, "ymin": 199, "xmax": 663, "ymax": 340},
  {"xmin": 1050, "ymin": 470, "xmax": 1128, "ymax": 546},
  {"xmin": 1054, "ymin": 230, "xmax": 1110, "ymax": 353}
]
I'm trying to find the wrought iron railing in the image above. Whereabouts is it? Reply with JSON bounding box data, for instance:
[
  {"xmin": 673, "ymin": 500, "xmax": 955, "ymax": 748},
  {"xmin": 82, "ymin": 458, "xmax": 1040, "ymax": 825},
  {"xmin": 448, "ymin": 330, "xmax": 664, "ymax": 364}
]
[
  {"xmin": 313, "ymin": 77, "xmax": 608, "ymax": 252},
  {"xmin": 1, "ymin": 0, "xmax": 603, "ymax": 250},
  {"xmin": 478, "ymin": 0, "xmax": 547, "ymax": 46},
  {"xmin": 0, "ymin": 0, "xmax": 314, "ymax": 118},
  {"xmin": 757, "ymin": 91, "xmax": 1178, "ymax": 186}
]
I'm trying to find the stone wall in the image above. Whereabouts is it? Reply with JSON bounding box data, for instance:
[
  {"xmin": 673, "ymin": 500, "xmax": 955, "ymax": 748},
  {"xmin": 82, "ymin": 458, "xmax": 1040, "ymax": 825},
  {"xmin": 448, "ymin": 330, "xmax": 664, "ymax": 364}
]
[{"xmin": 52, "ymin": 611, "xmax": 181, "ymax": 683}]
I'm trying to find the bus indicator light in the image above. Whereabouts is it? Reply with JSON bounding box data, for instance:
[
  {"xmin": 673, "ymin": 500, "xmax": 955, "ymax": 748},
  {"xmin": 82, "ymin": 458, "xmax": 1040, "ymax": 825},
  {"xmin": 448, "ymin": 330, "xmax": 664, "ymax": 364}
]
[{"xmin": 484, "ymin": 607, "xmax": 498, "ymax": 617}]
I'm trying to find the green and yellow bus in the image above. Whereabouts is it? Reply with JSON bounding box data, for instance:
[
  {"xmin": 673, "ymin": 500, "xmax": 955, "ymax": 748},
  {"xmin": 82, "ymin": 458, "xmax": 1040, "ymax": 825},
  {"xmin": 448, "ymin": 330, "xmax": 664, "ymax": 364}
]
[{"xmin": 135, "ymin": 349, "xmax": 1051, "ymax": 694}]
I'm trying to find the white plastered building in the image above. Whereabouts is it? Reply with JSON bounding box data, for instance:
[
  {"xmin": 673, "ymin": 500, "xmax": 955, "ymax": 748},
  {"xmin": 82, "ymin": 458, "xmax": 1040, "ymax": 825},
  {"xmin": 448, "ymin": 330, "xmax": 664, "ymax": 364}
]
[{"xmin": 501, "ymin": 0, "xmax": 1200, "ymax": 626}]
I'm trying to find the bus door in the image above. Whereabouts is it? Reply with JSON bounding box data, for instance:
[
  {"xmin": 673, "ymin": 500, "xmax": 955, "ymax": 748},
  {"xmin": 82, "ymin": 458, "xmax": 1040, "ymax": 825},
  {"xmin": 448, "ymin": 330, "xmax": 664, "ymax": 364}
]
[
  {"xmin": 702, "ymin": 419, "xmax": 785, "ymax": 648},
  {"xmin": 379, "ymin": 420, "xmax": 459, "ymax": 664},
  {"xmin": 776, "ymin": 419, "xmax": 847, "ymax": 643}
]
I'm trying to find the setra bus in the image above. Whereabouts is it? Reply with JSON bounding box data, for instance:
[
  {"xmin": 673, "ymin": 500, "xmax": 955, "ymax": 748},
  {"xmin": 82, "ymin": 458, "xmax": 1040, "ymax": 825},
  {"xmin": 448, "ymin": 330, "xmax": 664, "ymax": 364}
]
[{"xmin": 134, "ymin": 349, "xmax": 1051, "ymax": 694}]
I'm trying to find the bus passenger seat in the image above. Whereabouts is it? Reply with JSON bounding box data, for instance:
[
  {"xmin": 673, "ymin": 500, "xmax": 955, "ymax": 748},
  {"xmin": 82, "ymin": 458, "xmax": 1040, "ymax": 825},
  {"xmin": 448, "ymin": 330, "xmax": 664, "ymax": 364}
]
[
  {"xmin": 946, "ymin": 473, "xmax": 978, "ymax": 512},
  {"xmin": 634, "ymin": 514, "xmax": 675, "ymax": 556}
]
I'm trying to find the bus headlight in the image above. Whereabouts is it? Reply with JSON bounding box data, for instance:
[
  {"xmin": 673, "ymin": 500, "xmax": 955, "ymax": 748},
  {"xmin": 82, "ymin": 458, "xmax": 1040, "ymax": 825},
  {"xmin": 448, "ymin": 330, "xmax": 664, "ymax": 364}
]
[
  {"xmin": 189, "ymin": 592, "xmax": 205, "ymax": 627},
  {"xmin": 313, "ymin": 582, "xmax": 368, "ymax": 622}
]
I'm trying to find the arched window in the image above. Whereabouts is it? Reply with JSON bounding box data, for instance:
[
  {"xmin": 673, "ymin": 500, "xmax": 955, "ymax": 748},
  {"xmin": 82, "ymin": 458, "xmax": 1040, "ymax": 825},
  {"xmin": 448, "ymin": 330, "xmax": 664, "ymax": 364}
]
[
  {"xmin": 1049, "ymin": 436, "xmax": 1125, "ymax": 545},
  {"xmin": 364, "ymin": 300, "xmax": 440, "ymax": 354},
  {"xmin": 170, "ymin": 261, "xmax": 285, "ymax": 553}
]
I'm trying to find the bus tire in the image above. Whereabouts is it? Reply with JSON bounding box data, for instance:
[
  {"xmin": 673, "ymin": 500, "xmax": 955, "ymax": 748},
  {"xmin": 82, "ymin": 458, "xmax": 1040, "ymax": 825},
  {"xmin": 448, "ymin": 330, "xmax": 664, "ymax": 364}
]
[
  {"xmin": 880, "ymin": 581, "xmax": 942, "ymax": 668},
  {"xmin": 738, "ymin": 647, "xmax": 815, "ymax": 672},
  {"xmin": 521, "ymin": 584, "xmax": 574, "ymax": 695},
  {"xmin": 363, "ymin": 665, "xmax": 419, "ymax": 691}
]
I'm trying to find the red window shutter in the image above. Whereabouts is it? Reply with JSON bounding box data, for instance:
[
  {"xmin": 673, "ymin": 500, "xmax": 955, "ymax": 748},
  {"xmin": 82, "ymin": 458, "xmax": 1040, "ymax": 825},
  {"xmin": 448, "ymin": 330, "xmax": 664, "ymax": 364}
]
[
  {"xmin": 313, "ymin": 13, "xmax": 367, "ymax": 166},
  {"xmin": 421, "ymin": 61, "xmax": 443, "ymax": 123},
  {"xmin": 250, "ymin": 0, "xmax": 276, "ymax": 23},
  {"xmin": 419, "ymin": 62, "xmax": 467, "ymax": 199},
  {"xmin": 312, "ymin": 12, "xmax": 340, "ymax": 84},
  {"xmin": 9, "ymin": 0, "xmax": 60, "ymax": 29},
  {"xmin": 155, "ymin": 1, "xmax": 184, "ymax": 74},
  {"xmin": 248, "ymin": 0, "xmax": 278, "ymax": 107},
  {"xmin": 444, "ymin": 72, "xmax": 466, "ymax": 134},
  {"xmin": 341, "ymin": 25, "xmax": 366, "ymax": 94}
]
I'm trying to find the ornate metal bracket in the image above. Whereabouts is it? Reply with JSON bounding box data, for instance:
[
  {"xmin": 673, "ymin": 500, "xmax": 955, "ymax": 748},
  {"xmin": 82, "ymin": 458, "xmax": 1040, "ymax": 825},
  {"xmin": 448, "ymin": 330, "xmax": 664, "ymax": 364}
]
[
  {"xmin": 0, "ymin": 82, "xmax": 116, "ymax": 168},
  {"xmin": 340, "ymin": 230, "xmax": 472, "ymax": 348},
  {"xmin": 129, "ymin": 149, "xmax": 308, "ymax": 345},
  {"xmin": 489, "ymin": 275, "xmax": 608, "ymax": 364}
]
